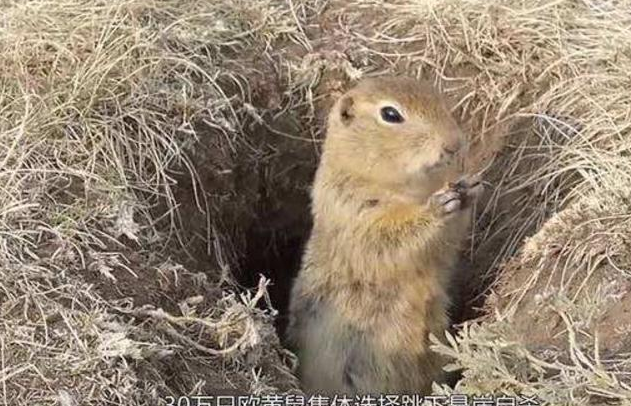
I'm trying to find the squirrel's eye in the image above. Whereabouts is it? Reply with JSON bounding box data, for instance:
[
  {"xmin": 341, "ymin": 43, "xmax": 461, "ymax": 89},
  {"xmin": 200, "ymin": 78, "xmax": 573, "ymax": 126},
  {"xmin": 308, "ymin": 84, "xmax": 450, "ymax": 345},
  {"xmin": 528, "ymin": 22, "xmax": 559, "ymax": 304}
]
[{"xmin": 380, "ymin": 106, "xmax": 404, "ymax": 123}]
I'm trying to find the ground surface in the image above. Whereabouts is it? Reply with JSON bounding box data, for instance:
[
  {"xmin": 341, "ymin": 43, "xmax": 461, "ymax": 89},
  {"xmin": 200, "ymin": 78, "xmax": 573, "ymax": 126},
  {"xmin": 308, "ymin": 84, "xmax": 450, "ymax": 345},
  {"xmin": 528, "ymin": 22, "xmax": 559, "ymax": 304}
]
[{"xmin": 1, "ymin": 0, "xmax": 631, "ymax": 405}]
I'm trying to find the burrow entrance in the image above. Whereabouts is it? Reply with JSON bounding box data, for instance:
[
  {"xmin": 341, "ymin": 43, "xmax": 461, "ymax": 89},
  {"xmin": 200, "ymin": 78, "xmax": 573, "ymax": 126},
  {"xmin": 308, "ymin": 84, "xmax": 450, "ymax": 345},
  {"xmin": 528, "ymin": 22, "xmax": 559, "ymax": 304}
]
[
  {"xmin": 164, "ymin": 73, "xmax": 552, "ymax": 349},
  {"xmin": 163, "ymin": 98, "xmax": 324, "ymax": 341},
  {"xmin": 167, "ymin": 111, "xmax": 505, "ymax": 345},
  {"xmin": 171, "ymin": 129, "xmax": 501, "ymax": 343}
]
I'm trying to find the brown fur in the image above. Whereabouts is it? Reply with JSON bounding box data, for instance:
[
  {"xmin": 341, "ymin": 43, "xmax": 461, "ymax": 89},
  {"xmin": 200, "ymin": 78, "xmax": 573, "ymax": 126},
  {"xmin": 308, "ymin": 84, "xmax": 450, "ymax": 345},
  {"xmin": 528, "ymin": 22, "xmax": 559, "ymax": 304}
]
[{"xmin": 286, "ymin": 76, "xmax": 482, "ymax": 395}]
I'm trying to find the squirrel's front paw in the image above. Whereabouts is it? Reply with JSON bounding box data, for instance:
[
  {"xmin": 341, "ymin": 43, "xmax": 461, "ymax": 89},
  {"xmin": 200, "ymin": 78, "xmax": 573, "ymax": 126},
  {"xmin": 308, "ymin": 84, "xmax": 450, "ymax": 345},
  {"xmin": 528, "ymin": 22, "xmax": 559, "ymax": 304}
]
[
  {"xmin": 429, "ymin": 189, "xmax": 463, "ymax": 215},
  {"xmin": 430, "ymin": 174, "xmax": 484, "ymax": 216},
  {"xmin": 450, "ymin": 174, "xmax": 484, "ymax": 207}
]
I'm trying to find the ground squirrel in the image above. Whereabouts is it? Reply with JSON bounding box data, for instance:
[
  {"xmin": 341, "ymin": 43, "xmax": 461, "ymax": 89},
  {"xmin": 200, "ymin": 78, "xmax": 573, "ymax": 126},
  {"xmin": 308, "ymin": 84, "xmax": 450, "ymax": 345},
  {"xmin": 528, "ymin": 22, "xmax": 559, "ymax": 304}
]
[{"xmin": 286, "ymin": 76, "xmax": 482, "ymax": 395}]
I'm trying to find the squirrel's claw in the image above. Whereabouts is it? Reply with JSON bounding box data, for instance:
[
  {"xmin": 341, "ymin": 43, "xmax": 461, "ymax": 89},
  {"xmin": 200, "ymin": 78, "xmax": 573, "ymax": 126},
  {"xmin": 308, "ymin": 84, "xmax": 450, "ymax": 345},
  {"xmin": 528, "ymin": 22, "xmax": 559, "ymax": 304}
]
[
  {"xmin": 429, "ymin": 189, "xmax": 462, "ymax": 215},
  {"xmin": 432, "ymin": 174, "xmax": 484, "ymax": 215}
]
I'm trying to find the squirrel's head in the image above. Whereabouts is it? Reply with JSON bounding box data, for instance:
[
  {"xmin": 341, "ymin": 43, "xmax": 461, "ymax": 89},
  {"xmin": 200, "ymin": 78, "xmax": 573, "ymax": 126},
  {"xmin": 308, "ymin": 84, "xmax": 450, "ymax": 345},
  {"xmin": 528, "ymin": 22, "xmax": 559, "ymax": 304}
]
[{"xmin": 325, "ymin": 76, "xmax": 466, "ymax": 199}]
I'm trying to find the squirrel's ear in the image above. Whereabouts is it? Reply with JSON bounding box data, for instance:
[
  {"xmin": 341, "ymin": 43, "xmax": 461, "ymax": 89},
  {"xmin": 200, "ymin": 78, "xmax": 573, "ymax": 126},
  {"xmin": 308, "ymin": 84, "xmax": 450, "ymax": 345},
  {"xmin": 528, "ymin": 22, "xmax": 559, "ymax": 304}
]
[{"xmin": 339, "ymin": 95, "xmax": 354, "ymax": 125}]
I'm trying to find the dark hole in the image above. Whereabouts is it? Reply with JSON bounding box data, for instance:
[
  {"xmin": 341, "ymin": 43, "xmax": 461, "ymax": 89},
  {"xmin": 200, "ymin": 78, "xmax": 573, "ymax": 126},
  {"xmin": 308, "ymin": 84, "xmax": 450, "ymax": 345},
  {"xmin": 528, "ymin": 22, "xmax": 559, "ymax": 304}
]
[
  {"xmin": 234, "ymin": 120, "xmax": 318, "ymax": 341},
  {"xmin": 239, "ymin": 220, "xmax": 311, "ymax": 336}
]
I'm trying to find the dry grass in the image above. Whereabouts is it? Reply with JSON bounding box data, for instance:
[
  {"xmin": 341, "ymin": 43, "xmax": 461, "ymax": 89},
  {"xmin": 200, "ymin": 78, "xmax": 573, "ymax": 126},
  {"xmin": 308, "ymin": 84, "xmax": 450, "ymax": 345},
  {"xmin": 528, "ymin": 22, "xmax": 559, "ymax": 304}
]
[
  {"xmin": 2, "ymin": 0, "xmax": 631, "ymax": 404},
  {"xmin": 0, "ymin": 0, "xmax": 312, "ymax": 403},
  {"xmin": 431, "ymin": 185, "xmax": 631, "ymax": 404}
]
